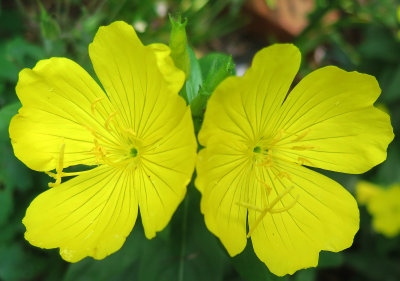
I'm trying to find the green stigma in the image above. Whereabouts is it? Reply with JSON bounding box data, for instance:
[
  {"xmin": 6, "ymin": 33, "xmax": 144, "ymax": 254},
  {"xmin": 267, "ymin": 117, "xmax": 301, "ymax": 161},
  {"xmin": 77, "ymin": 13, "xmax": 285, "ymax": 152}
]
[
  {"xmin": 253, "ymin": 146, "xmax": 262, "ymax": 153},
  {"xmin": 130, "ymin": 147, "xmax": 138, "ymax": 157}
]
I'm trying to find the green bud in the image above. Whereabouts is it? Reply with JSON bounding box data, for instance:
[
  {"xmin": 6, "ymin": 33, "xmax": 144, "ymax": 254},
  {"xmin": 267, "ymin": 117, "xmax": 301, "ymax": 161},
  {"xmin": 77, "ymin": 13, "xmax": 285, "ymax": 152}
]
[
  {"xmin": 39, "ymin": 2, "xmax": 60, "ymax": 40},
  {"xmin": 169, "ymin": 15, "xmax": 190, "ymax": 79}
]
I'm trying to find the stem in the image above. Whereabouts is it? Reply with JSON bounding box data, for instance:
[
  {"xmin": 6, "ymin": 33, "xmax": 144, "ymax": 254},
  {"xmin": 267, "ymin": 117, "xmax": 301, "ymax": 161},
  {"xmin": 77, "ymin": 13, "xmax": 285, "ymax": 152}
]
[{"xmin": 178, "ymin": 187, "xmax": 190, "ymax": 281}]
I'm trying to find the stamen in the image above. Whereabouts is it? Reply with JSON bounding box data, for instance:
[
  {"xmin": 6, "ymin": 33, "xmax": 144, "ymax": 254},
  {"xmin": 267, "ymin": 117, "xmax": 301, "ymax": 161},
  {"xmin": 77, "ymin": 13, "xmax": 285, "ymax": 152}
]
[
  {"xmin": 255, "ymin": 175, "xmax": 272, "ymax": 195},
  {"xmin": 236, "ymin": 202, "xmax": 263, "ymax": 212},
  {"xmin": 297, "ymin": 157, "xmax": 313, "ymax": 166},
  {"xmin": 274, "ymin": 171, "xmax": 292, "ymax": 181},
  {"xmin": 48, "ymin": 143, "xmax": 65, "ymax": 187},
  {"xmin": 270, "ymin": 129, "xmax": 285, "ymax": 146},
  {"xmin": 92, "ymin": 139, "xmax": 132, "ymax": 168},
  {"xmin": 105, "ymin": 111, "xmax": 118, "ymax": 131},
  {"xmin": 269, "ymin": 195, "xmax": 299, "ymax": 213},
  {"xmin": 291, "ymin": 145, "xmax": 315, "ymax": 151},
  {"xmin": 247, "ymin": 186, "xmax": 296, "ymax": 238},
  {"xmin": 294, "ymin": 130, "xmax": 310, "ymax": 141},
  {"xmin": 122, "ymin": 127, "xmax": 137, "ymax": 138},
  {"xmin": 91, "ymin": 97, "xmax": 105, "ymax": 114},
  {"xmin": 258, "ymin": 155, "xmax": 273, "ymax": 168}
]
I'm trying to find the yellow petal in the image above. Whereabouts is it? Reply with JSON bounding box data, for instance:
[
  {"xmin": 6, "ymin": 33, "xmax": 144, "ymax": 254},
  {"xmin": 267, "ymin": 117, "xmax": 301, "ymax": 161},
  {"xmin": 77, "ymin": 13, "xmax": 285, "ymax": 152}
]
[
  {"xmin": 274, "ymin": 66, "xmax": 394, "ymax": 174},
  {"xmin": 355, "ymin": 180, "xmax": 382, "ymax": 204},
  {"xmin": 248, "ymin": 160, "xmax": 359, "ymax": 276},
  {"xmin": 137, "ymin": 109, "xmax": 197, "ymax": 238},
  {"xmin": 23, "ymin": 165, "xmax": 138, "ymax": 262},
  {"xmin": 9, "ymin": 57, "xmax": 117, "ymax": 171},
  {"xmin": 198, "ymin": 44, "xmax": 300, "ymax": 147},
  {"xmin": 89, "ymin": 21, "xmax": 186, "ymax": 142},
  {"xmin": 196, "ymin": 144, "xmax": 250, "ymax": 256},
  {"xmin": 367, "ymin": 184, "xmax": 400, "ymax": 237}
]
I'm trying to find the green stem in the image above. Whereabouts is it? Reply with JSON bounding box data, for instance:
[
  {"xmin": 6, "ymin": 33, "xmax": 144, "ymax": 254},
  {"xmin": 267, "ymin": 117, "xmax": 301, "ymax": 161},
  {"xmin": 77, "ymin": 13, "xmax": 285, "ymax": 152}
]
[{"xmin": 178, "ymin": 187, "xmax": 190, "ymax": 281}]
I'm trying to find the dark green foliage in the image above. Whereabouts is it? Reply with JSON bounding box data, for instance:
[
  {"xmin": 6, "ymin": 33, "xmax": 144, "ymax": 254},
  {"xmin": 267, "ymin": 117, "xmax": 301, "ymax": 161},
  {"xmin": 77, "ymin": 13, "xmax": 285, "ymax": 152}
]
[{"xmin": 0, "ymin": 1, "xmax": 399, "ymax": 281}]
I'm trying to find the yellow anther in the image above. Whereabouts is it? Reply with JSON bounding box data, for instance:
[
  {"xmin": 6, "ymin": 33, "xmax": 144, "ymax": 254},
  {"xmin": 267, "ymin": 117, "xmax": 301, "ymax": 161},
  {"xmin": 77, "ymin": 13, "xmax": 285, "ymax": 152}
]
[
  {"xmin": 255, "ymin": 175, "xmax": 272, "ymax": 195},
  {"xmin": 247, "ymin": 186, "xmax": 296, "ymax": 238},
  {"xmin": 91, "ymin": 97, "xmax": 105, "ymax": 114},
  {"xmin": 294, "ymin": 130, "xmax": 310, "ymax": 141},
  {"xmin": 274, "ymin": 171, "xmax": 292, "ymax": 181},
  {"xmin": 122, "ymin": 127, "xmax": 137, "ymax": 137},
  {"xmin": 270, "ymin": 129, "xmax": 285, "ymax": 146},
  {"xmin": 47, "ymin": 143, "xmax": 65, "ymax": 187},
  {"xmin": 105, "ymin": 111, "xmax": 118, "ymax": 131},
  {"xmin": 258, "ymin": 155, "xmax": 273, "ymax": 168},
  {"xmin": 92, "ymin": 139, "xmax": 126, "ymax": 168},
  {"xmin": 297, "ymin": 157, "xmax": 313, "ymax": 166},
  {"xmin": 291, "ymin": 145, "xmax": 315, "ymax": 151},
  {"xmin": 93, "ymin": 139, "xmax": 107, "ymax": 164}
]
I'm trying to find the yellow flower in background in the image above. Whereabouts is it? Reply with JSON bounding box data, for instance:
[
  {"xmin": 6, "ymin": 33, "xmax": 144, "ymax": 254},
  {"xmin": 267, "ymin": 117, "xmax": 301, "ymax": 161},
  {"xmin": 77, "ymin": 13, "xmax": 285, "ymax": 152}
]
[
  {"xmin": 196, "ymin": 44, "xmax": 394, "ymax": 276},
  {"xmin": 357, "ymin": 181, "xmax": 400, "ymax": 237},
  {"xmin": 9, "ymin": 21, "xmax": 197, "ymax": 262}
]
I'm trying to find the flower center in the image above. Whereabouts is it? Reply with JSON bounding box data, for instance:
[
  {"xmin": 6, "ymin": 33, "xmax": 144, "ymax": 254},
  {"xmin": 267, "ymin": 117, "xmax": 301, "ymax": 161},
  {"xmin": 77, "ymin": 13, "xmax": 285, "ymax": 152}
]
[
  {"xmin": 253, "ymin": 146, "xmax": 262, "ymax": 153},
  {"xmin": 130, "ymin": 147, "xmax": 138, "ymax": 157}
]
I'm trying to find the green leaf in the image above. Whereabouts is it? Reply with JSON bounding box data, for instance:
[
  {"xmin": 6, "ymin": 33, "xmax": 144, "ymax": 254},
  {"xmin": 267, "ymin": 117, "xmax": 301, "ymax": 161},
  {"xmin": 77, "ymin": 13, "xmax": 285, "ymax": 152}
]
[
  {"xmin": 0, "ymin": 44, "xmax": 19, "ymax": 83},
  {"xmin": 0, "ymin": 243, "xmax": 47, "ymax": 281},
  {"xmin": 373, "ymin": 143, "xmax": 400, "ymax": 185},
  {"xmin": 4, "ymin": 37, "xmax": 45, "ymax": 81},
  {"xmin": 198, "ymin": 52, "xmax": 235, "ymax": 96},
  {"xmin": 0, "ymin": 102, "xmax": 20, "ymax": 142},
  {"xmin": 0, "ymin": 185, "xmax": 13, "ymax": 226},
  {"xmin": 63, "ymin": 226, "xmax": 145, "ymax": 281},
  {"xmin": 0, "ymin": 102, "xmax": 33, "ymax": 192},
  {"xmin": 190, "ymin": 53, "xmax": 234, "ymax": 122},
  {"xmin": 358, "ymin": 25, "xmax": 400, "ymax": 63},
  {"xmin": 318, "ymin": 251, "xmax": 344, "ymax": 268},
  {"xmin": 345, "ymin": 253, "xmax": 400, "ymax": 281},
  {"xmin": 379, "ymin": 64, "xmax": 400, "ymax": 102},
  {"xmin": 294, "ymin": 268, "xmax": 316, "ymax": 281},
  {"xmin": 232, "ymin": 242, "xmax": 288, "ymax": 281},
  {"xmin": 39, "ymin": 2, "xmax": 61, "ymax": 40},
  {"xmin": 138, "ymin": 187, "xmax": 228, "ymax": 281},
  {"xmin": 181, "ymin": 47, "xmax": 202, "ymax": 104}
]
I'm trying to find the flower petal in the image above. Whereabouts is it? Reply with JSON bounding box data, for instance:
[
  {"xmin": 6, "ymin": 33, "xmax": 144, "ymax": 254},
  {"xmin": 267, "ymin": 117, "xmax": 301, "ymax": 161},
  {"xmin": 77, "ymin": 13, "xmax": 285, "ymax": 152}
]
[
  {"xmin": 273, "ymin": 66, "xmax": 394, "ymax": 174},
  {"xmin": 89, "ymin": 21, "xmax": 186, "ymax": 141},
  {"xmin": 23, "ymin": 165, "xmax": 138, "ymax": 262},
  {"xmin": 195, "ymin": 144, "xmax": 250, "ymax": 256},
  {"xmin": 137, "ymin": 109, "xmax": 197, "ymax": 238},
  {"xmin": 198, "ymin": 44, "xmax": 300, "ymax": 146},
  {"xmin": 9, "ymin": 57, "xmax": 117, "ymax": 171},
  {"xmin": 248, "ymin": 160, "xmax": 359, "ymax": 276},
  {"xmin": 356, "ymin": 180, "xmax": 381, "ymax": 204},
  {"xmin": 366, "ymin": 185, "xmax": 400, "ymax": 237}
]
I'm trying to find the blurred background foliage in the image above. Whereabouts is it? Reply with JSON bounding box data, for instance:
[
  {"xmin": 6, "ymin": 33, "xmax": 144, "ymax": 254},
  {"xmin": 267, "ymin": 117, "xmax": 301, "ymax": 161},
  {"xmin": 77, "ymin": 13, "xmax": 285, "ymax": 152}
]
[{"xmin": 0, "ymin": 0, "xmax": 400, "ymax": 280}]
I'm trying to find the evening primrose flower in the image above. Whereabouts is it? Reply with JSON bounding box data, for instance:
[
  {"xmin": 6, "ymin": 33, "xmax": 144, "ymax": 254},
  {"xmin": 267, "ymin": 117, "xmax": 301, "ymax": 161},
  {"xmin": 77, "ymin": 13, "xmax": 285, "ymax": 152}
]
[
  {"xmin": 195, "ymin": 44, "xmax": 394, "ymax": 276},
  {"xmin": 9, "ymin": 21, "xmax": 197, "ymax": 262},
  {"xmin": 356, "ymin": 181, "xmax": 400, "ymax": 237}
]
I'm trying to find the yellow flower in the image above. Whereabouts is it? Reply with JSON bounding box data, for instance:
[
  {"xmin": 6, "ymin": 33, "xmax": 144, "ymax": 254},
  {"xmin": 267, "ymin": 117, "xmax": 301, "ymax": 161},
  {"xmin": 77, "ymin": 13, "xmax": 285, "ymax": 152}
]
[
  {"xmin": 9, "ymin": 21, "xmax": 197, "ymax": 262},
  {"xmin": 356, "ymin": 181, "xmax": 400, "ymax": 237},
  {"xmin": 195, "ymin": 44, "xmax": 394, "ymax": 276}
]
